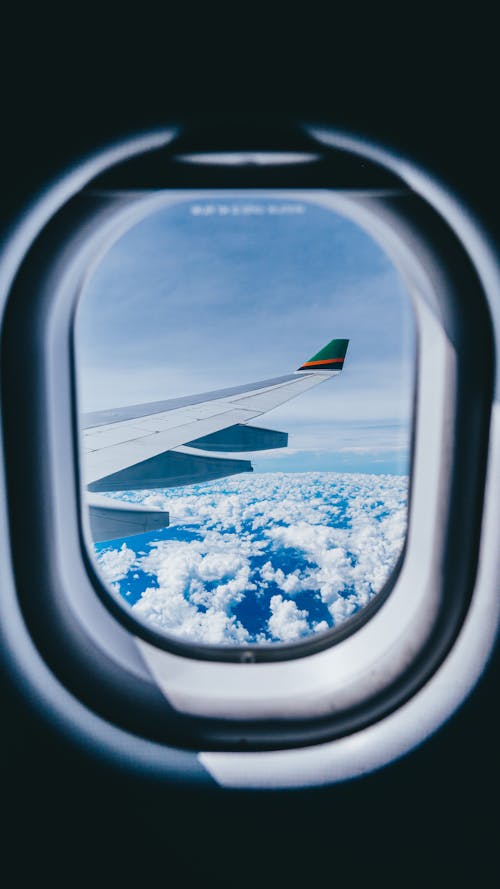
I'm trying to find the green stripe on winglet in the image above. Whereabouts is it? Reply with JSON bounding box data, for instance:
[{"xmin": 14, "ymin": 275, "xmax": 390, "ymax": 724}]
[{"xmin": 306, "ymin": 338, "xmax": 349, "ymax": 363}]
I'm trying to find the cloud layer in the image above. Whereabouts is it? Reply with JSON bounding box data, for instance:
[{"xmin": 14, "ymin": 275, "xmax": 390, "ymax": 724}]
[{"xmin": 94, "ymin": 472, "xmax": 408, "ymax": 646}]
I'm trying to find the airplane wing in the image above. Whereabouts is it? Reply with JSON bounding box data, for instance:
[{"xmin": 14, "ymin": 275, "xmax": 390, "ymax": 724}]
[{"xmin": 82, "ymin": 338, "xmax": 349, "ymax": 541}]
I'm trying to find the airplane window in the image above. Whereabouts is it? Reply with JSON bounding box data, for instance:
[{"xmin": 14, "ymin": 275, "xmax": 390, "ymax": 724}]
[
  {"xmin": 74, "ymin": 193, "xmax": 416, "ymax": 651},
  {"xmin": 1, "ymin": 120, "xmax": 496, "ymax": 784}
]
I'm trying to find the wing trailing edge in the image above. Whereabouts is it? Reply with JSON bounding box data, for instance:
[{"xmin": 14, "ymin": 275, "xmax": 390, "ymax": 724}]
[
  {"xmin": 88, "ymin": 448, "xmax": 253, "ymax": 493},
  {"xmin": 186, "ymin": 423, "xmax": 288, "ymax": 453}
]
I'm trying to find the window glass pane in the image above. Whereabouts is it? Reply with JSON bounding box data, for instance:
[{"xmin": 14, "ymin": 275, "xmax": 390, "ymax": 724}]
[{"xmin": 75, "ymin": 194, "xmax": 415, "ymax": 648}]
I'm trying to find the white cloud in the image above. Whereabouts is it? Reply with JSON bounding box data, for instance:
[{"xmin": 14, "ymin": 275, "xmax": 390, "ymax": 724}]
[
  {"xmin": 336, "ymin": 444, "xmax": 408, "ymax": 455},
  {"xmin": 131, "ymin": 531, "xmax": 256, "ymax": 644},
  {"xmin": 97, "ymin": 543, "xmax": 137, "ymax": 583},
  {"xmin": 267, "ymin": 595, "xmax": 311, "ymax": 642},
  {"xmin": 133, "ymin": 584, "xmax": 251, "ymax": 645},
  {"xmin": 95, "ymin": 471, "xmax": 408, "ymax": 645}
]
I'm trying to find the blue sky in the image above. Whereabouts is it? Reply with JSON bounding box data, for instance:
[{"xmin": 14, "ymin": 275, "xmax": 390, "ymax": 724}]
[{"xmin": 76, "ymin": 194, "xmax": 416, "ymax": 474}]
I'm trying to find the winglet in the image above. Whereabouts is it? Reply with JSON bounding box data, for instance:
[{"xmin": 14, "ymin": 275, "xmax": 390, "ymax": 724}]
[{"xmin": 297, "ymin": 338, "xmax": 349, "ymax": 372}]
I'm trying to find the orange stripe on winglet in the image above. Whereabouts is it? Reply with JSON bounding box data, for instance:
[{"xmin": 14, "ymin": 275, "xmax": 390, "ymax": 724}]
[{"xmin": 300, "ymin": 357, "xmax": 344, "ymax": 367}]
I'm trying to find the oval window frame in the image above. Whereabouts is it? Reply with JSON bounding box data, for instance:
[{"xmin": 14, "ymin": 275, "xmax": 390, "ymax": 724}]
[{"xmin": 0, "ymin": 123, "xmax": 497, "ymax": 784}]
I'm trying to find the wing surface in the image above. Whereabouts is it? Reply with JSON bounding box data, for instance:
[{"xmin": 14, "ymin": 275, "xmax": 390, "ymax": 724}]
[
  {"xmin": 82, "ymin": 338, "xmax": 349, "ymax": 487},
  {"xmin": 82, "ymin": 371, "xmax": 332, "ymax": 485},
  {"xmin": 82, "ymin": 338, "xmax": 349, "ymax": 541}
]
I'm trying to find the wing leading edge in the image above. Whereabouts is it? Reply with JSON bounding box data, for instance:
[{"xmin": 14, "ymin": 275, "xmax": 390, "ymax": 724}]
[{"xmin": 83, "ymin": 337, "xmax": 349, "ymax": 541}]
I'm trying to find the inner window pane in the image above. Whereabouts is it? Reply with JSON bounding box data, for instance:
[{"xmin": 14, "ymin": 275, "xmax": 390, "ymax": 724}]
[{"xmin": 75, "ymin": 193, "xmax": 415, "ymax": 648}]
